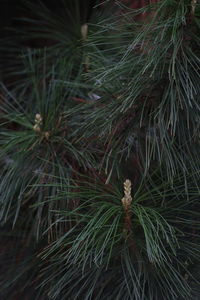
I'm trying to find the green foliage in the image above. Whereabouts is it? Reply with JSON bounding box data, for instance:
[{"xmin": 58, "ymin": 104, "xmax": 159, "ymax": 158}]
[
  {"xmin": 34, "ymin": 171, "xmax": 200, "ymax": 300},
  {"xmin": 0, "ymin": 0, "xmax": 200, "ymax": 299},
  {"xmin": 0, "ymin": 52, "xmax": 97, "ymax": 238},
  {"xmin": 75, "ymin": 0, "xmax": 200, "ymax": 183}
]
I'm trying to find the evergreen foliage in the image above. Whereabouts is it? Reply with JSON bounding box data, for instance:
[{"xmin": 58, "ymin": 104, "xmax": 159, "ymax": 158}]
[{"xmin": 0, "ymin": 0, "xmax": 200, "ymax": 299}]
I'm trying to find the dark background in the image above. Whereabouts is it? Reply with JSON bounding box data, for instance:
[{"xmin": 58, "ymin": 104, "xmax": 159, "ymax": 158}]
[{"xmin": 0, "ymin": 0, "xmax": 97, "ymax": 34}]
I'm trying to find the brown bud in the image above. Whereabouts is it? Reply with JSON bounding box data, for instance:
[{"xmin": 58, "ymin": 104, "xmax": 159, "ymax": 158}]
[
  {"xmin": 33, "ymin": 124, "xmax": 41, "ymax": 133},
  {"xmin": 121, "ymin": 179, "xmax": 132, "ymax": 210},
  {"xmin": 81, "ymin": 24, "xmax": 88, "ymax": 41},
  {"xmin": 35, "ymin": 113, "xmax": 42, "ymax": 124}
]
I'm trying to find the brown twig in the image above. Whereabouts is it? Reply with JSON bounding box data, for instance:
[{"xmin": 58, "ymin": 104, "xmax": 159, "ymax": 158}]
[{"xmin": 121, "ymin": 179, "xmax": 140, "ymax": 256}]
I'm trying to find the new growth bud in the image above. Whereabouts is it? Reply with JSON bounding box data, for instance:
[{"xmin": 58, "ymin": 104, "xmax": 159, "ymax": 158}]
[
  {"xmin": 81, "ymin": 24, "xmax": 88, "ymax": 42},
  {"xmin": 121, "ymin": 179, "xmax": 132, "ymax": 210},
  {"xmin": 33, "ymin": 113, "xmax": 42, "ymax": 133}
]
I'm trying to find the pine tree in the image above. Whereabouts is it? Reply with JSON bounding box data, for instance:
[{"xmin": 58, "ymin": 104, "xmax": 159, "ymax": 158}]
[{"xmin": 0, "ymin": 0, "xmax": 200, "ymax": 299}]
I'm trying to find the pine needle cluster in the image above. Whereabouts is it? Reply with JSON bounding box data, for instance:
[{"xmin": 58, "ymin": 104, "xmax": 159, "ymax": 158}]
[{"xmin": 0, "ymin": 0, "xmax": 200, "ymax": 299}]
